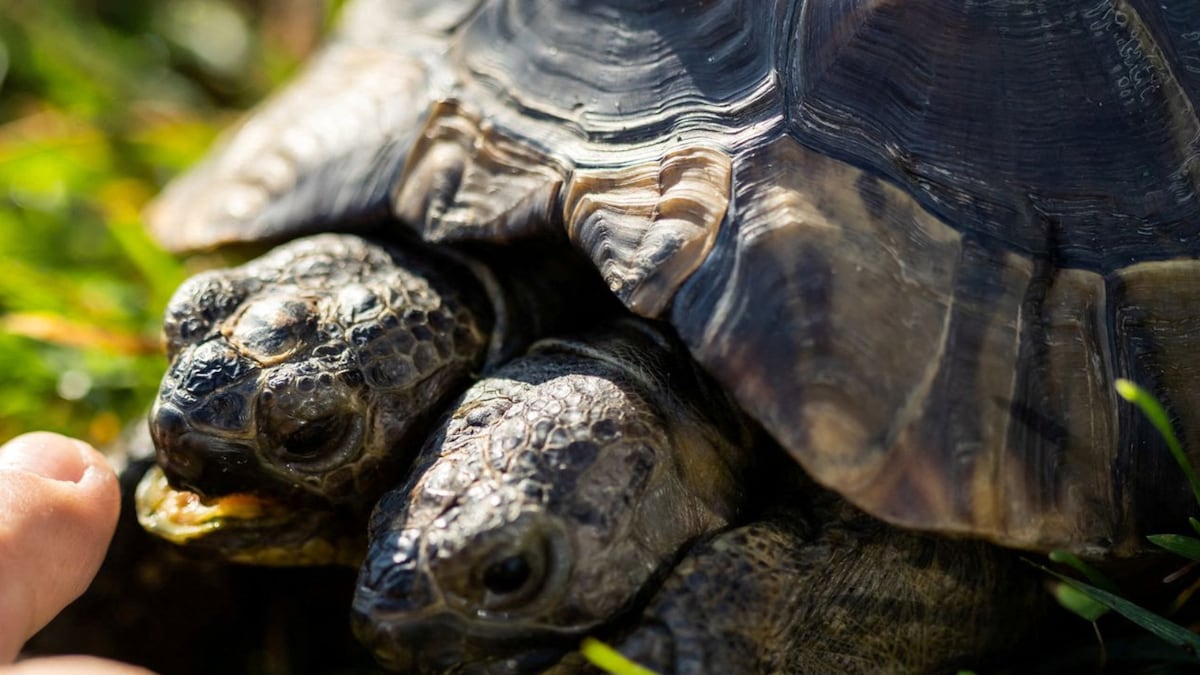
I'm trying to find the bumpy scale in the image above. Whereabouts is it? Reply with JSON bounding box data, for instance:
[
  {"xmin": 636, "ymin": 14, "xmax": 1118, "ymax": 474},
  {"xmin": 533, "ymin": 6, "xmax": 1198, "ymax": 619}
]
[
  {"xmin": 352, "ymin": 321, "xmax": 752, "ymax": 672},
  {"xmin": 139, "ymin": 232, "xmax": 608, "ymax": 564},
  {"xmin": 615, "ymin": 501, "xmax": 1041, "ymax": 674}
]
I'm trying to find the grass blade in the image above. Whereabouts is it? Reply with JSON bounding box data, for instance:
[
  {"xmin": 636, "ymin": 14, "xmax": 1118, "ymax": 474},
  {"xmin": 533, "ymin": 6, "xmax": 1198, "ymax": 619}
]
[
  {"xmin": 1049, "ymin": 550, "xmax": 1121, "ymax": 594},
  {"xmin": 581, "ymin": 638, "xmax": 660, "ymax": 675},
  {"xmin": 1053, "ymin": 582, "xmax": 1111, "ymax": 622},
  {"xmin": 1149, "ymin": 534, "xmax": 1200, "ymax": 562},
  {"xmin": 1038, "ymin": 565, "xmax": 1200, "ymax": 657},
  {"xmin": 1115, "ymin": 379, "xmax": 1200, "ymax": 509}
]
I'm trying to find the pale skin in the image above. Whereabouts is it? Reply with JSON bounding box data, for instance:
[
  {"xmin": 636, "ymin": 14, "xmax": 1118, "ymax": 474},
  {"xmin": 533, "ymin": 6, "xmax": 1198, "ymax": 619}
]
[{"xmin": 0, "ymin": 432, "xmax": 151, "ymax": 674}]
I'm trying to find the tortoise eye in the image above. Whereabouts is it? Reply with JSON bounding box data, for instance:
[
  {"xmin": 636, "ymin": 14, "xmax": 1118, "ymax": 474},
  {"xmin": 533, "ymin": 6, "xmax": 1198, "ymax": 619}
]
[
  {"xmin": 476, "ymin": 539, "xmax": 551, "ymax": 611},
  {"xmin": 280, "ymin": 414, "xmax": 350, "ymax": 461},
  {"xmin": 482, "ymin": 555, "xmax": 532, "ymax": 594}
]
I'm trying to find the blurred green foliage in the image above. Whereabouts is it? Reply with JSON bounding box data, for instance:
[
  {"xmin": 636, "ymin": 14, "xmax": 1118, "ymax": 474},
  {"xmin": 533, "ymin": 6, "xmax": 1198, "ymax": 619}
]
[{"xmin": 0, "ymin": 0, "xmax": 341, "ymax": 446}]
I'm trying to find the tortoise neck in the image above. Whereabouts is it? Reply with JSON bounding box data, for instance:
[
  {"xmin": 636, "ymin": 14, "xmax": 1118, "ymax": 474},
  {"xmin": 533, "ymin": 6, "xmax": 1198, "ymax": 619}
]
[{"xmin": 455, "ymin": 239, "xmax": 624, "ymax": 369}]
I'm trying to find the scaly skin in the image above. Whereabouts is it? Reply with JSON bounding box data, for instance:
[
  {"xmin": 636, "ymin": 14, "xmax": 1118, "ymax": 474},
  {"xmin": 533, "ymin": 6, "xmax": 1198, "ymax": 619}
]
[
  {"xmin": 617, "ymin": 498, "xmax": 1043, "ymax": 675},
  {"xmin": 352, "ymin": 321, "xmax": 753, "ymax": 673},
  {"xmin": 139, "ymin": 231, "xmax": 616, "ymax": 565},
  {"xmin": 141, "ymin": 233, "xmax": 494, "ymax": 564}
]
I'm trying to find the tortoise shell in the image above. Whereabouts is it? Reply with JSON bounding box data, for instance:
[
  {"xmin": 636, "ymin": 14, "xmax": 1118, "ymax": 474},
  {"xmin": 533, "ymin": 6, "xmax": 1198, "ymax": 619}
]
[{"xmin": 148, "ymin": 0, "xmax": 1200, "ymax": 556}]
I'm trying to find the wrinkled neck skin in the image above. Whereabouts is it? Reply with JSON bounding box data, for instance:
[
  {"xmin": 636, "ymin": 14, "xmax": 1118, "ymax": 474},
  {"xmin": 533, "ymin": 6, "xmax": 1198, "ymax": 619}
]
[
  {"xmin": 458, "ymin": 238, "xmax": 624, "ymax": 368},
  {"xmin": 617, "ymin": 501, "xmax": 1044, "ymax": 674},
  {"xmin": 353, "ymin": 321, "xmax": 754, "ymax": 672}
]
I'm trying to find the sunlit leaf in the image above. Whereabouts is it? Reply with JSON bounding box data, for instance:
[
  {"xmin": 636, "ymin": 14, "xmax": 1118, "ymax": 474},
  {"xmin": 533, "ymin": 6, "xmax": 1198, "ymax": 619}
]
[
  {"xmin": 1053, "ymin": 582, "xmax": 1111, "ymax": 622},
  {"xmin": 1049, "ymin": 550, "xmax": 1121, "ymax": 594},
  {"xmin": 1115, "ymin": 379, "xmax": 1200, "ymax": 509},
  {"xmin": 2, "ymin": 312, "xmax": 158, "ymax": 355},
  {"xmin": 1038, "ymin": 564, "xmax": 1200, "ymax": 657},
  {"xmin": 581, "ymin": 638, "xmax": 660, "ymax": 675},
  {"xmin": 1149, "ymin": 534, "xmax": 1200, "ymax": 562}
]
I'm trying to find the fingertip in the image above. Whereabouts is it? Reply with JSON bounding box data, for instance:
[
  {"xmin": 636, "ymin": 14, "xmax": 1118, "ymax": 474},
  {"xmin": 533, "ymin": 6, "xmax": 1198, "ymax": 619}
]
[
  {"xmin": 0, "ymin": 432, "xmax": 122, "ymax": 540},
  {"xmin": 0, "ymin": 433, "xmax": 121, "ymax": 662},
  {"xmin": 4, "ymin": 655, "xmax": 157, "ymax": 674},
  {"xmin": 0, "ymin": 433, "xmax": 91, "ymax": 483},
  {"xmin": 72, "ymin": 439, "xmax": 122, "ymax": 532}
]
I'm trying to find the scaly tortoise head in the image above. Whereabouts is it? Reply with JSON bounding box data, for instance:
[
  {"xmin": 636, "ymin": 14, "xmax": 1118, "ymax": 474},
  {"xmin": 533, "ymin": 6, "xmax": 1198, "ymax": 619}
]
[
  {"xmin": 139, "ymin": 234, "xmax": 493, "ymax": 564},
  {"xmin": 351, "ymin": 322, "xmax": 753, "ymax": 672}
]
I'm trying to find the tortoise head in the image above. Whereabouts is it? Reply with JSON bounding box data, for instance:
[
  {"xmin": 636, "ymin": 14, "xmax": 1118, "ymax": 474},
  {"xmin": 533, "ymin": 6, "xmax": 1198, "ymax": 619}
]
[
  {"xmin": 138, "ymin": 234, "xmax": 492, "ymax": 564},
  {"xmin": 351, "ymin": 324, "xmax": 751, "ymax": 671}
]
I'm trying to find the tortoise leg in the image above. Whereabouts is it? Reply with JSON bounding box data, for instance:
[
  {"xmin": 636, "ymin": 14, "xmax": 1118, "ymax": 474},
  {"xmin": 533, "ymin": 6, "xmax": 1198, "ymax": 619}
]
[
  {"xmin": 618, "ymin": 499, "xmax": 1044, "ymax": 675},
  {"xmin": 147, "ymin": 0, "xmax": 482, "ymax": 253}
]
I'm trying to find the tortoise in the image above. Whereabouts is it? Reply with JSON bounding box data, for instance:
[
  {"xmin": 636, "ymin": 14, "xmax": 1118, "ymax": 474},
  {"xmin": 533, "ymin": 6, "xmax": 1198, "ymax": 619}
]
[
  {"xmin": 133, "ymin": 0, "xmax": 1200, "ymax": 666},
  {"xmin": 142, "ymin": 0, "xmax": 1200, "ymax": 553},
  {"xmin": 136, "ymin": 233, "xmax": 1042, "ymax": 670},
  {"xmin": 352, "ymin": 319, "xmax": 1042, "ymax": 673}
]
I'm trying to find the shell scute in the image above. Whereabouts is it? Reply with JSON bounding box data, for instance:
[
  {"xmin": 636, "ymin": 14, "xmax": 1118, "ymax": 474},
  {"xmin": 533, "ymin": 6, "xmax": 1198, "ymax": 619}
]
[{"xmin": 785, "ymin": 0, "xmax": 1200, "ymax": 270}]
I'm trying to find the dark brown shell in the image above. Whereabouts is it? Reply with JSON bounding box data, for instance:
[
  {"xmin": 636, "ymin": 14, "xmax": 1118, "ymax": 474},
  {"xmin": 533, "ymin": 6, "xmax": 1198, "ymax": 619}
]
[{"xmin": 148, "ymin": 0, "xmax": 1200, "ymax": 556}]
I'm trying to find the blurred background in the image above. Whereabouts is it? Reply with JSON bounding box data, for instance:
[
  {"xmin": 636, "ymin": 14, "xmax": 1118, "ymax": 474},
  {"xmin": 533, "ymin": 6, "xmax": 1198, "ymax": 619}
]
[{"xmin": 0, "ymin": 0, "xmax": 343, "ymax": 445}]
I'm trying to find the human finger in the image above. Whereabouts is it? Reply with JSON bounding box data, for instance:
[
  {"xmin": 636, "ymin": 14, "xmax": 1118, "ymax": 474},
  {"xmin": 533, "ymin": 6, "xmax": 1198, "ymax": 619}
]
[
  {"xmin": 1, "ymin": 655, "xmax": 154, "ymax": 674},
  {"xmin": 0, "ymin": 433, "xmax": 121, "ymax": 662}
]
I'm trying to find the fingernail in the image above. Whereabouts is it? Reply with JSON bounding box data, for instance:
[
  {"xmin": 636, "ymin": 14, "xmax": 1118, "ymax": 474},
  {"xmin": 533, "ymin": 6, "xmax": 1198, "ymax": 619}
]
[{"xmin": 0, "ymin": 432, "xmax": 89, "ymax": 483}]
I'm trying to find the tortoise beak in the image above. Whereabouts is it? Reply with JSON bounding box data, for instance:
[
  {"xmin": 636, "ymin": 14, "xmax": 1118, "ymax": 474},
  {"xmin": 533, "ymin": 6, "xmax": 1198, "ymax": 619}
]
[
  {"xmin": 150, "ymin": 403, "xmax": 258, "ymax": 497},
  {"xmin": 349, "ymin": 610, "xmax": 453, "ymax": 674},
  {"xmin": 352, "ymin": 532, "xmax": 459, "ymax": 672},
  {"xmin": 350, "ymin": 604, "xmax": 564, "ymax": 675},
  {"xmin": 352, "ymin": 538, "xmax": 572, "ymax": 673}
]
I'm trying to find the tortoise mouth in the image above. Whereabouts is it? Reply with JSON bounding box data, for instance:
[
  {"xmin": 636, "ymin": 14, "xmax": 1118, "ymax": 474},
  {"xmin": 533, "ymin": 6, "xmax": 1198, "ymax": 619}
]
[
  {"xmin": 350, "ymin": 605, "xmax": 574, "ymax": 674},
  {"xmin": 134, "ymin": 465, "xmax": 363, "ymax": 566}
]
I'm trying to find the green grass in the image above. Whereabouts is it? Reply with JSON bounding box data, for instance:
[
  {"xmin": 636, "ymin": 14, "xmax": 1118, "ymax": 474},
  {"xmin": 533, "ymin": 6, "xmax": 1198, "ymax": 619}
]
[
  {"xmin": 1047, "ymin": 379, "xmax": 1200, "ymax": 660},
  {"xmin": 581, "ymin": 638, "xmax": 660, "ymax": 675},
  {"xmin": 0, "ymin": 0, "xmax": 337, "ymax": 446}
]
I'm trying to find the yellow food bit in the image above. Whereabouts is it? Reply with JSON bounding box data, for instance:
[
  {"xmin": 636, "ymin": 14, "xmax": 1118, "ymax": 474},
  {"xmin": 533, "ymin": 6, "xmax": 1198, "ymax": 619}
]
[{"xmin": 134, "ymin": 465, "xmax": 281, "ymax": 543}]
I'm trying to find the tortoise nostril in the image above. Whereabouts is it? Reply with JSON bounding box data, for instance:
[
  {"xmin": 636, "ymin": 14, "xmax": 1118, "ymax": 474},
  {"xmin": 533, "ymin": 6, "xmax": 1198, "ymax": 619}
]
[
  {"xmin": 150, "ymin": 406, "xmax": 199, "ymax": 482},
  {"xmin": 355, "ymin": 528, "xmax": 441, "ymax": 617},
  {"xmin": 150, "ymin": 404, "xmax": 189, "ymax": 440}
]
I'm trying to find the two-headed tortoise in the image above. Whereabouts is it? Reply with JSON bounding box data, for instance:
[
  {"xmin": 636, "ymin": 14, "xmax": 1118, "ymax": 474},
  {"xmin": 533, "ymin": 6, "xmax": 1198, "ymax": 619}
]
[{"xmin": 135, "ymin": 0, "xmax": 1200, "ymax": 669}]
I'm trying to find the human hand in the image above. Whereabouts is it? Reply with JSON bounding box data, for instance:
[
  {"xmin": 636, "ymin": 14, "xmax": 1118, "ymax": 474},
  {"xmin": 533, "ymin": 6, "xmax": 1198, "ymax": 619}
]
[{"xmin": 0, "ymin": 432, "xmax": 151, "ymax": 674}]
